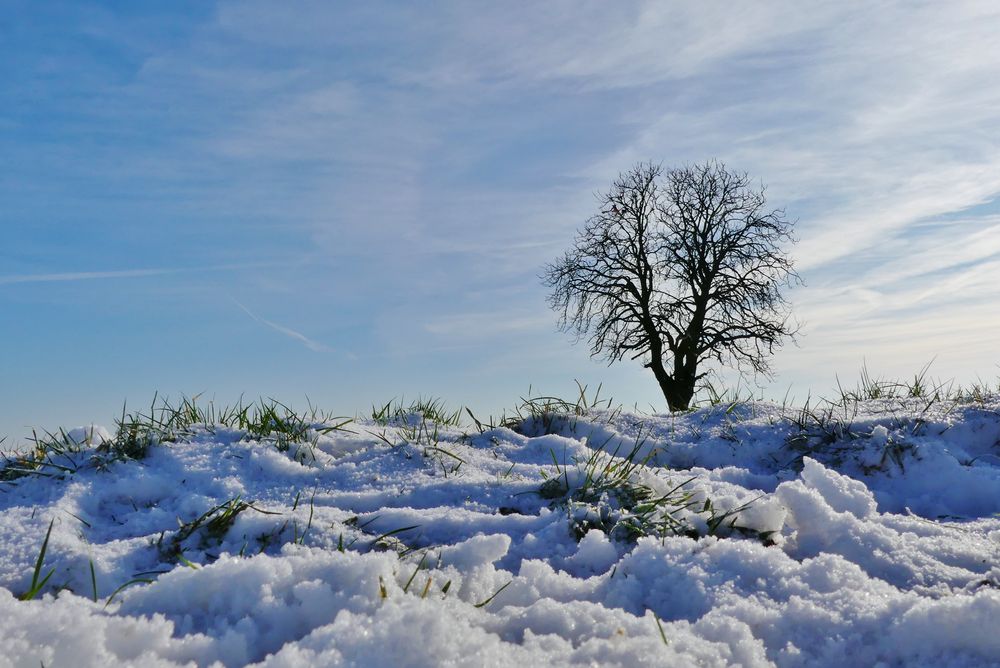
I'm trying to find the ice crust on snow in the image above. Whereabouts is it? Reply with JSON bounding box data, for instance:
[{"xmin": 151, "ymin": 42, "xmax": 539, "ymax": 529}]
[{"xmin": 2, "ymin": 398, "xmax": 1000, "ymax": 666}]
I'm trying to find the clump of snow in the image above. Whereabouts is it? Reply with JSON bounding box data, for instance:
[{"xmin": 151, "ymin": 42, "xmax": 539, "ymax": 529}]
[
  {"xmin": 65, "ymin": 424, "xmax": 113, "ymax": 446},
  {"xmin": 566, "ymin": 529, "xmax": 619, "ymax": 574},
  {"xmin": 2, "ymin": 395, "xmax": 1000, "ymax": 666},
  {"xmin": 870, "ymin": 424, "xmax": 890, "ymax": 447},
  {"xmin": 442, "ymin": 534, "xmax": 512, "ymax": 570},
  {"xmin": 797, "ymin": 457, "xmax": 877, "ymax": 519}
]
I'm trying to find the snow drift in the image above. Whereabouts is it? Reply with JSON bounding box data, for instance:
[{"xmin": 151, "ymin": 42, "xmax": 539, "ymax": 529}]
[{"xmin": 2, "ymin": 396, "xmax": 1000, "ymax": 667}]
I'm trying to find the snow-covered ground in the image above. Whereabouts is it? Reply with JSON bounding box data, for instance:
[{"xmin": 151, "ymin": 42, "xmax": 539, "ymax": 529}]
[{"xmin": 2, "ymin": 396, "xmax": 1000, "ymax": 667}]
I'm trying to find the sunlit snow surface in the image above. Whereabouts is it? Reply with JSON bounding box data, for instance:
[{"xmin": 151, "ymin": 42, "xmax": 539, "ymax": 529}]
[{"xmin": 3, "ymin": 399, "xmax": 1000, "ymax": 667}]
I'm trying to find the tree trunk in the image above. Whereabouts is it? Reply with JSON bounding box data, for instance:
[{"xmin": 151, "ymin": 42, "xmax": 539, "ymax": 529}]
[
  {"xmin": 646, "ymin": 356, "xmax": 696, "ymax": 412},
  {"xmin": 659, "ymin": 374, "xmax": 696, "ymax": 412}
]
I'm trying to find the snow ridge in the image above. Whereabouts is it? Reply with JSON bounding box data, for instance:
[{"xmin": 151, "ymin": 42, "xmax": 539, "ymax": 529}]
[{"xmin": 2, "ymin": 398, "xmax": 1000, "ymax": 667}]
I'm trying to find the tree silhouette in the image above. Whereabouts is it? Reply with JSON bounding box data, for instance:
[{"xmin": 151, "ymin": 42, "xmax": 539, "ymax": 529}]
[{"xmin": 543, "ymin": 161, "xmax": 798, "ymax": 411}]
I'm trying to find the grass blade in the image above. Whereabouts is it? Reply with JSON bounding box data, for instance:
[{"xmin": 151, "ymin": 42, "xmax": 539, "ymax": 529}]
[
  {"xmin": 654, "ymin": 611, "xmax": 669, "ymax": 645},
  {"xmin": 19, "ymin": 519, "xmax": 55, "ymax": 601},
  {"xmin": 104, "ymin": 578, "xmax": 154, "ymax": 608},
  {"xmin": 89, "ymin": 559, "xmax": 98, "ymax": 602},
  {"xmin": 473, "ymin": 580, "xmax": 512, "ymax": 608}
]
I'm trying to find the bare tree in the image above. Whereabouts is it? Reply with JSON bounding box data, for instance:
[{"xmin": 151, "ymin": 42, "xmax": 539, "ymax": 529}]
[{"xmin": 543, "ymin": 161, "xmax": 798, "ymax": 411}]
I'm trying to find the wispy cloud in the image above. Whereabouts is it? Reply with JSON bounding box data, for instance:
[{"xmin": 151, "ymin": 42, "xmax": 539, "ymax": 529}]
[
  {"xmin": 423, "ymin": 311, "xmax": 551, "ymax": 338},
  {"xmin": 0, "ymin": 262, "xmax": 284, "ymax": 287},
  {"xmin": 231, "ymin": 298, "xmax": 331, "ymax": 353},
  {"xmin": 0, "ymin": 268, "xmax": 180, "ymax": 286},
  {"xmin": 6, "ymin": 0, "xmax": 1000, "ymax": 439}
]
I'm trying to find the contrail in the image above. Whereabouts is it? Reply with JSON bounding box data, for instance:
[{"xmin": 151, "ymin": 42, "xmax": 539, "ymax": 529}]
[
  {"xmin": 231, "ymin": 298, "xmax": 332, "ymax": 353},
  {"xmin": 0, "ymin": 268, "xmax": 179, "ymax": 285},
  {"xmin": 0, "ymin": 261, "xmax": 284, "ymax": 286}
]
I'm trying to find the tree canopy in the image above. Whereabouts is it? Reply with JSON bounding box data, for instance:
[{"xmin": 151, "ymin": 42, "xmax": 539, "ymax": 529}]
[{"xmin": 543, "ymin": 161, "xmax": 798, "ymax": 411}]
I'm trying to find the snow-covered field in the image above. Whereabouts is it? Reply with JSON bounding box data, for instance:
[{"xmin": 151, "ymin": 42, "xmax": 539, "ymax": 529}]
[{"xmin": 3, "ymin": 395, "xmax": 1000, "ymax": 667}]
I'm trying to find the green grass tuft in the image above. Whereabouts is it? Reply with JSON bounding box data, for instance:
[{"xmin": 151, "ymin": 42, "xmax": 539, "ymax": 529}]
[{"xmin": 370, "ymin": 396, "xmax": 463, "ymax": 428}]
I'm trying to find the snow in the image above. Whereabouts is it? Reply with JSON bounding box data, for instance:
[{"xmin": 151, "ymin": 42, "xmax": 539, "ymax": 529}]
[{"xmin": 2, "ymin": 397, "xmax": 1000, "ymax": 667}]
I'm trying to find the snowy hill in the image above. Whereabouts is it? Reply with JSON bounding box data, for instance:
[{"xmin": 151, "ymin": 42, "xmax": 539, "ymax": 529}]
[{"xmin": 2, "ymin": 395, "xmax": 1000, "ymax": 667}]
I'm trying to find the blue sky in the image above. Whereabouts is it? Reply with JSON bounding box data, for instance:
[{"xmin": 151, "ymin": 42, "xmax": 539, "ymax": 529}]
[{"xmin": 3, "ymin": 1, "xmax": 1000, "ymax": 440}]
